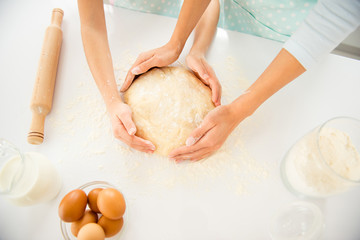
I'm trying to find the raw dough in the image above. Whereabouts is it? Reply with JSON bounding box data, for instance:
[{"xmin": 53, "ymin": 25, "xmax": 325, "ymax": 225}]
[{"xmin": 123, "ymin": 67, "xmax": 215, "ymax": 156}]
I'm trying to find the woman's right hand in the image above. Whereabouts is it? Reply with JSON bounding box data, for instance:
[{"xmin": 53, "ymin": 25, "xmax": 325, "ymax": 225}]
[
  {"xmin": 107, "ymin": 99, "xmax": 155, "ymax": 153},
  {"xmin": 168, "ymin": 104, "xmax": 240, "ymax": 162}
]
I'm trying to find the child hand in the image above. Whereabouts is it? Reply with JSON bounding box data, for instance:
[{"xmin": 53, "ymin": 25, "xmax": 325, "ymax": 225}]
[
  {"xmin": 186, "ymin": 53, "xmax": 221, "ymax": 106},
  {"xmin": 120, "ymin": 42, "xmax": 182, "ymax": 92},
  {"xmin": 107, "ymin": 99, "xmax": 156, "ymax": 153}
]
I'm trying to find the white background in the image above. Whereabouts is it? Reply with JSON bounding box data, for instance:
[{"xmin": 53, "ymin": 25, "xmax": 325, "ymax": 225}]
[{"xmin": 0, "ymin": 0, "xmax": 360, "ymax": 239}]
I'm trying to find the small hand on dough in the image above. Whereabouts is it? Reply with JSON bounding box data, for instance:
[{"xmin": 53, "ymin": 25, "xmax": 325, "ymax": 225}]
[
  {"xmin": 107, "ymin": 100, "xmax": 155, "ymax": 153},
  {"xmin": 186, "ymin": 53, "xmax": 222, "ymax": 106},
  {"xmin": 168, "ymin": 105, "xmax": 239, "ymax": 162},
  {"xmin": 121, "ymin": 42, "xmax": 182, "ymax": 92}
]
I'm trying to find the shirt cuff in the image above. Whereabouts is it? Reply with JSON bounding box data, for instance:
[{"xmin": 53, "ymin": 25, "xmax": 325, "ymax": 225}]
[{"xmin": 283, "ymin": 38, "xmax": 317, "ymax": 70}]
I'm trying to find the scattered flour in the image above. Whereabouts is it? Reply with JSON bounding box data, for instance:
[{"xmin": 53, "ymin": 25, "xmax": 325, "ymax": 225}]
[{"xmin": 47, "ymin": 51, "xmax": 270, "ymax": 197}]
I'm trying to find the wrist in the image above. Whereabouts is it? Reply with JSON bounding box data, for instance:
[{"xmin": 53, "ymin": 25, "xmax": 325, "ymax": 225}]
[
  {"xmin": 229, "ymin": 91, "xmax": 261, "ymax": 122},
  {"xmin": 189, "ymin": 42, "xmax": 207, "ymax": 57},
  {"xmin": 188, "ymin": 49, "xmax": 205, "ymax": 58},
  {"xmin": 168, "ymin": 37, "xmax": 185, "ymax": 57},
  {"xmin": 223, "ymin": 104, "xmax": 241, "ymax": 127},
  {"xmin": 104, "ymin": 94, "xmax": 122, "ymax": 110}
]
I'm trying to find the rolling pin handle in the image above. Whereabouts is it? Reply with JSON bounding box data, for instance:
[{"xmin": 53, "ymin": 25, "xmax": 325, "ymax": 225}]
[
  {"xmin": 51, "ymin": 8, "xmax": 64, "ymax": 27},
  {"xmin": 27, "ymin": 113, "xmax": 46, "ymax": 145}
]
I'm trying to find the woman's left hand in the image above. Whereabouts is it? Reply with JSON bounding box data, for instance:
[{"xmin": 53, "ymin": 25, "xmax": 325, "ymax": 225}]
[
  {"xmin": 168, "ymin": 104, "xmax": 240, "ymax": 162},
  {"xmin": 186, "ymin": 53, "xmax": 222, "ymax": 106}
]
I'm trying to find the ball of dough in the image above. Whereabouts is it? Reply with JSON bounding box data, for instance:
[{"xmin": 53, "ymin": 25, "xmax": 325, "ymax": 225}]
[{"xmin": 123, "ymin": 67, "xmax": 215, "ymax": 156}]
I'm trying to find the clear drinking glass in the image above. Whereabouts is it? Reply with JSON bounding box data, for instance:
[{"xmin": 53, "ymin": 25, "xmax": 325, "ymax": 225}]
[
  {"xmin": 281, "ymin": 117, "xmax": 360, "ymax": 198},
  {"xmin": 0, "ymin": 139, "xmax": 62, "ymax": 205},
  {"xmin": 269, "ymin": 201, "xmax": 324, "ymax": 240}
]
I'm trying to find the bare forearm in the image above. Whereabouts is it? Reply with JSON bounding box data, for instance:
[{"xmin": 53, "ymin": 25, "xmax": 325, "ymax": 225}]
[
  {"xmin": 81, "ymin": 30, "xmax": 120, "ymax": 106},
  {"xmin": 78, "ymin": 0, "xmax": 120, "ymax": 106},
  {"xmin": 190, "ymin": 0, "xmax": 220, "ymax": 55},
  {"xmin": 230, "ymin": 49, "xmax": 306, "ymax": 119},
  {"xmin": 169, "ymin": 0, "xmax": 212, "ymax": 52}
]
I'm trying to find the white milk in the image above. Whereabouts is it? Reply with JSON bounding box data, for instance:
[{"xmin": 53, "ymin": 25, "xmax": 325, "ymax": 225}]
[{"xmin": 0, "ymin": 152, "xmax": 61, "ymax": 206}]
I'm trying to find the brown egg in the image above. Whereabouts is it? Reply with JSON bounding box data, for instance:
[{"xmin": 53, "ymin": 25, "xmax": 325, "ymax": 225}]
[
  {"xmin": 98, "ymin": 216, "xmax": 124, "ymax": 237},
  {"xmin": 71, "ymin": 210, "xmax": 98, "ymax": 237},
  {"xmin": 58, "ymin": 189, "xmax": 87, "ymax": 222},
  {"xmin": 77, "ymin": 223, "xmax": 105, "ymax": 240},
  {"xmin": 88, "ymin": 188, "xmax": 103, "ymax": 213},
  {"xmin": 97, "ymin": 188, "xmax": 126, "ymax": 220}
]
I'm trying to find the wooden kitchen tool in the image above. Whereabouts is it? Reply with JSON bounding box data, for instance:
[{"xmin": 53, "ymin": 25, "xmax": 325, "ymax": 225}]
[{"xmin": 28, "ymin": 8, "xmax": 64, "ymax": 145}]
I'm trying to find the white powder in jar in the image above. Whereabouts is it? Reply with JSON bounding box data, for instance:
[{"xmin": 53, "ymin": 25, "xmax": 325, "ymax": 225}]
[{"xmin": 284, "ymin": 127, "xmax": 360, "ymax": 197}]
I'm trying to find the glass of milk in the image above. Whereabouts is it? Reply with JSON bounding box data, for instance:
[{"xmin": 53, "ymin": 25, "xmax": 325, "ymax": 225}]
[
  {"xmin": 281, "ymin": 117, "xmax": 360, "ymax": 198},
  {"xmin": 0, "ymin": 139, "xmax": 62, "ymax": 206}
]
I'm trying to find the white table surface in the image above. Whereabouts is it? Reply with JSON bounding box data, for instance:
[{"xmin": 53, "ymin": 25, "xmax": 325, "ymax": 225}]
[{"xmin": 1, "ymin": 0, "xmax": 360, "ymax": 239}]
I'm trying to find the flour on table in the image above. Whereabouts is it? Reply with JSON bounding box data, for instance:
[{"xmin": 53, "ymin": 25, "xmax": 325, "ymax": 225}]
[{"xmin": 47, "ymin": 49, "xmax": 270, "ymax": 197}]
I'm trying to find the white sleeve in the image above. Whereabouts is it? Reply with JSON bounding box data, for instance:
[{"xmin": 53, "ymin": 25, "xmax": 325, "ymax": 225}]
[{"xmin": 283, "ymin": 0, "xmax": 360, "ymax": 70}]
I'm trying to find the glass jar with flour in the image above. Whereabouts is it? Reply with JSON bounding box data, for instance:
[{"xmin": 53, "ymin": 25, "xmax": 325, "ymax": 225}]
[
  {"xmin": 281, "ymin": 117, "xmax": 360, "ymax": 198},
  {"xmin": 0, "ymin": 139, "xmax": 62, "ymax": 205}
]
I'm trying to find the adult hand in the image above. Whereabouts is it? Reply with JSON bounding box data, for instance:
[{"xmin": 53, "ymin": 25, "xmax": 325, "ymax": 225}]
[
  {"xmin": 120, "ymin": 42, "xmax": 182, "ymax": 92},
  {"xmin": 186, "ymin": 53, "xmax": 221, "ymax": 106},
  {"xmin": 107, "ymin": 99, "xmax": 155, "ymax": 153},
  {"xmin": 168, "ymin": 104, "xmax": 242, "ymax": 162}
]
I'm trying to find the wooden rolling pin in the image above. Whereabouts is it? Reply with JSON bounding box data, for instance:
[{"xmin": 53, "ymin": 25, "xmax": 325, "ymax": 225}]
[{"xmin": 28, "ymin": 8, "xmax": 64, "ymax": 145}]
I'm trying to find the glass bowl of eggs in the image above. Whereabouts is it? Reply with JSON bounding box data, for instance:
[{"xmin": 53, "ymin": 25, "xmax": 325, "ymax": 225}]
[{"xmin": 59, "ymin": 181, "xmax": 127, "ymax": 240}]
